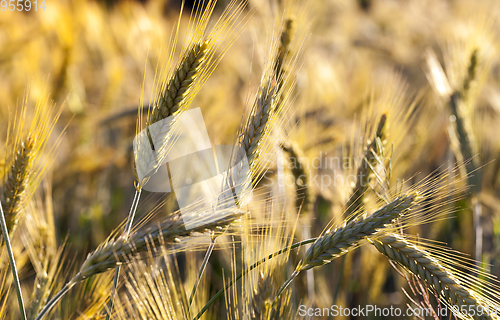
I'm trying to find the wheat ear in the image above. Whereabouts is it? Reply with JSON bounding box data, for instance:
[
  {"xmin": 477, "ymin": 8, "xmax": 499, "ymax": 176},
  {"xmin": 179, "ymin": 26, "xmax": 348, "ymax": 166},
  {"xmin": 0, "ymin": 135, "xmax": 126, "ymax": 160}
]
[
  {"xmin": 27, "ymin": 276, "xmax": 50, "ymax": 320},
  {"xmin": 240, "ymin": 82, "xmax": 278, "ymax": 171},
  {"xmin": 77, "ymin": 211, "xmax": 240, "ymax": 281},
  {"xmin": 34, "ymin": 209, "xmax": 241, "ymax": 320},
  {"xmin": 297, "ymin": 193, "xmax": 414, "ymax": 271},
  {"xmin": 282, "ymin": 141, "xmax": 311, "ymax": 214},
  {"xmin": 148, "ymin": 41, "xmax": 209, "ymax": 125},
  {"xmin": 449, "ymin": 50, "xmax": 479, "ymax": 182},
  {"xmin": 345, "ymin": 113, "xmax": 387, "ymax": 221},
  {"xmin": 250, "ymin": 271, "xmax": 274, "ymax": 320},
  {"xmin": 1, "ymin": 136, "xmax": 34, "ymax": 236},
  {"xmin": 448, "ymin": 51, "xmax": 483, "ymax": 264},
  {"xmin": 372, "ymin": 234, "xmax": 496, "ymax": 320},
  {"xmin": 114, "ymin": 39, "xmax": 210, "ymax": 320},
  {"xmin": 271, "ymin": 194, "xmax": 415, "ymax": 304},
  {"xmin": 0, "ymin": 135, "xmax": 34, "ymax": 320},
  {"xmin": 274, "ymin": 19, "xmax": 294, "ymax": 80},
  {"xmin": 127, "ymin": 1, "xmax": 247, "ymax": 315}
]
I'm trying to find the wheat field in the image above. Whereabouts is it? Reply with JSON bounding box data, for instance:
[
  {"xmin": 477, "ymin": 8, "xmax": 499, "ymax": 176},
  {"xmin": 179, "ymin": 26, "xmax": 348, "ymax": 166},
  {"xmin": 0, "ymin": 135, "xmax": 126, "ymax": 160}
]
[{"xmin": 1, "ymin": 0, "xmax": 500, "ymax": 319}]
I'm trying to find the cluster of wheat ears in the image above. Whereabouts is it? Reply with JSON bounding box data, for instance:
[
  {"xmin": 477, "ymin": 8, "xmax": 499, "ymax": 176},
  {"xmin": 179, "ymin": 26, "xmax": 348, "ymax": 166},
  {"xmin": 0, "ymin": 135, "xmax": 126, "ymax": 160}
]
[{"xmin": 1, "ymin": 0, "xmax": 500, "ymax": 319}]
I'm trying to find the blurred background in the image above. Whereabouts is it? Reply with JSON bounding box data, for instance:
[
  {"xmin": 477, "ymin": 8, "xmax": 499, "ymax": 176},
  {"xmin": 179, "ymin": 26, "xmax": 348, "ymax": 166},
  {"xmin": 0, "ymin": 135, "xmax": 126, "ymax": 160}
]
[{"xmin": 1, "ymin": 0, "xmax": 500, "ymax": 318}]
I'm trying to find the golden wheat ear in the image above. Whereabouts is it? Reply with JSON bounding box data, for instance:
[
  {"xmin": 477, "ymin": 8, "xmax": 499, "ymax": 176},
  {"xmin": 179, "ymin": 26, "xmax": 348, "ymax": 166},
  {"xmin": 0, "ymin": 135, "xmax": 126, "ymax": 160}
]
[
  {"xmin": 425, "ymin": 17, "xmax": 497, "ymax": 263},
  {"xmin": 372, "ymin": 233, "xmax": 500, "ymax": 320},
  {"xmin": 236, "ymin": 18, "xmax": 306, "ymax": 185},
  {"xmin": 135, "ymin": 0, "xmax": 247, "ymax": 188},
  {"xmin": 1, "ymin": 89, "xmax": 63, "ymax": 239},
  {"xmin": 0, "ymin": 88, "xmax": 63, "ymax": 320}
]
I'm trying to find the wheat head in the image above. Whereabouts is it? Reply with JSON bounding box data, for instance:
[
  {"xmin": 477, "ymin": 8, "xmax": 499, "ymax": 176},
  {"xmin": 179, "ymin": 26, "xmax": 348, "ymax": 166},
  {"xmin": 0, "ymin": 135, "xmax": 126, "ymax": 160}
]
[
  {"xmin": 297, "ymin": 193, "xmax": 416, "ymax": 271},
  {"xmin": 372, "ymin": 233, "xmax": 499, "ymax": 320}
]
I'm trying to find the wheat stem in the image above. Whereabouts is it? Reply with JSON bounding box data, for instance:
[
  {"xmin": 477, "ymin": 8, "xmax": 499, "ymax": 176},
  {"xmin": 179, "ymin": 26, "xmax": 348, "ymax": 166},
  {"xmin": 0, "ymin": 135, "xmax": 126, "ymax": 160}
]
[
  {"xmin": 106, "ymin": 188, "xmax": 142, "ymax": 320},
  {"xmin": 187, "ymin": 235, "xmax": 216, "ymax": 315},
  {"xmin": 34, "ymin": 281, "xmax": 76, "ymax": 320},
  {"xmin": 272, "ymin": 270, "xmax": 298, "ymax": 308},
  {"xmin": 0, "ymin": 201, "xmax": 27, "ymax": 320}
]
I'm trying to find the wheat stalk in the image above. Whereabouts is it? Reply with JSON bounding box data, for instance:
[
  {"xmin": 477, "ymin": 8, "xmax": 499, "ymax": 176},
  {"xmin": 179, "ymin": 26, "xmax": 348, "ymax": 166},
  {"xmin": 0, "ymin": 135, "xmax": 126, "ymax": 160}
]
[
  {"xmin": 112, "ymin": 1, "xmax": 248, "ymax": 317},
  {"xmin": 448, "ymin": 51, "xmax": 483, "ymax": 265},
  {"xmin": 0, "ymin": 90, "xmax": 62, "ymax": 320},
  {"xmin": 119, "ymin": 28, "xmax": 210, "ymax": 320},
  {"xmin": 447, "ymin": 50, "xmax": 480, "ymax": 191},
  {"xmin": 0, "ymin": 201, "xmax": 27, "ymax": 320},
  {"xmin": 371, "ymin": 233, "xmax": 498, "ymax": 320}
]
